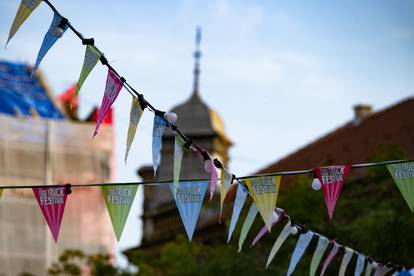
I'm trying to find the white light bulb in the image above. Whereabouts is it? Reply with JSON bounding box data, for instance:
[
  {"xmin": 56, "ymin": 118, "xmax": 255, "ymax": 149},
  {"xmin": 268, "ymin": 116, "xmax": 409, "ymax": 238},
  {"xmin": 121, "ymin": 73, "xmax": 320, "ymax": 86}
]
[
  {"xmin": 272, "ymin": 212, "xmax": 279, "ymax": 223},
  {"xmin": 290, "ymin": 226, "xmax": 298, "ymax": 235},
  {"xmin": 372, "ymin": 262, "xmax": 378, "ymax": 269},
  {"xmin": 52, "ymin": 27, "xmax": 65, "ymax": 37},
  {"xmin": 204, "ymin": 160, "xmax": 212, "ymax": 173},
  {"xmin": 164, "ymin": 112, "xmax": 177, "ymax": 124},
  {"xmin": 311, "ymin": 178, "xmax": 322, "ymax": 190}
]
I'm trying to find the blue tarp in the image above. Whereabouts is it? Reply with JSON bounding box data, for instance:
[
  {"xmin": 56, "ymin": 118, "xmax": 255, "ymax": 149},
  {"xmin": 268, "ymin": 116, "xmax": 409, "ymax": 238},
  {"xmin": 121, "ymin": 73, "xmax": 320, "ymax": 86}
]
[{"xmin": 0, "ymin": 60, "xmax": 64, "ymax": 120}]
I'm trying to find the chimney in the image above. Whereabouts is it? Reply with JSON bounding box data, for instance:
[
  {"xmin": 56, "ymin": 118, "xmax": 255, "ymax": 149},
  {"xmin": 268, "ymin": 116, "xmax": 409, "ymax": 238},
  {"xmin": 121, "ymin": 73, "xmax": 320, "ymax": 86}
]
[{"xmin": 353, "ymin": 104, "xmax": 373, "ymax": 125}]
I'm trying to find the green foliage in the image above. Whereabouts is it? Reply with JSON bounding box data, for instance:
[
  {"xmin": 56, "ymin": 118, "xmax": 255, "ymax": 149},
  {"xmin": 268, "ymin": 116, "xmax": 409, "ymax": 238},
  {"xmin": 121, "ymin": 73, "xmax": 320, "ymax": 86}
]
[{"xmin": 47, "ymin": 249, "xmax": 136, "ymax": 276}]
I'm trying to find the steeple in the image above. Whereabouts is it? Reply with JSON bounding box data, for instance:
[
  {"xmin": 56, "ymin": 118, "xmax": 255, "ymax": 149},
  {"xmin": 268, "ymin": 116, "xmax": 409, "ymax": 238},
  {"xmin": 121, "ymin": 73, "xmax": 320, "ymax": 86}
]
[{"xmin": 192, "ymin": 27, "xmax": 202, "ymax": 96}]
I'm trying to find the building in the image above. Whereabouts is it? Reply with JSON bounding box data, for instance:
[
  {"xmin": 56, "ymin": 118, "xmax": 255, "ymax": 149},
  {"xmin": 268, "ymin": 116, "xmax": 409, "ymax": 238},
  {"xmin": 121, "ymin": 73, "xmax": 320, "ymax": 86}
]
[
  {"xmin": 136, "ymin": 29, "xmax": 232, "ymax": 251},
  {"xmin": 0, "ymin": 60, "xmax": 115, "ymax": 275},
  {"xmin": 256, "ymin": 99, "xmax": 414, "ymax": 179}
]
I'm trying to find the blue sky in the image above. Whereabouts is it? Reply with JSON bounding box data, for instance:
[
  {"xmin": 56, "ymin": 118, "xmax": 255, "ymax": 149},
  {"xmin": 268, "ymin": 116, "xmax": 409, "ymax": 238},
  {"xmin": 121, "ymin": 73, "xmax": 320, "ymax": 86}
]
[{"xmin": 1, "ymin": 0, "xmax": 413, "ymax": 266}]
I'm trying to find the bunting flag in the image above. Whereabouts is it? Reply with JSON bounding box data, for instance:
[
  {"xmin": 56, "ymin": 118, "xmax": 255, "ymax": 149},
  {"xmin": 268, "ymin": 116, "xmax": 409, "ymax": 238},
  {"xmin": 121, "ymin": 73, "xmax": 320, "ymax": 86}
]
[
  {"xmin": 227, "ymin": 183, "xmax": 248, "ymax": 243},
  {"xmin": 286, "ymin": 231, "xmax": 314, "ymax": 276},
  {"xmin": 206, "ymin": 155, "xmax": 219, "ymax": 200},
  {"xmin": 338, "ymin": 247, "xmax": 354, "ymax": 276},
  {"xmin": 173, "ymin": 134, "xmax": 186, "ymax": 196},
  {"xmin": 245, "ymin": 175, "xmax": 281, "ymax": 231},
  {"xmin": 266, "ymin": 220, "xmax": 292, "ymax": 268},
  {"xmin": 125, "ymin": 97, "xmax": 144, "ymax": 163},
  {"xmin": 387, "ymin": 162, "xmax": 414, "ymax": 212},
  {"xmin": 373, "ymin": 264, "xmax": 392, "ymax": 276},
  {"xmin": 320, "ymin": 241, "xmax": 339, "ymax": 276},
  {"xmin": 251, "ymin": 209, "xmax": 282, "ymax": 247},
  {"xmin": 102, "ymin": 185, "xmax": 138, "ymax": 241},
  {"xmin": 365, "ymin": 262, "xmax": 374, "ymax": 276},
  {"xmin": 309, "ymin": 236, "xmax": 330, "ymax": 276},
  {"xmin": 32, "ymin": 186, "xmax": 68, "ymax": 242},
  {"xmin": 7, "ymin": 0, "xmax": 42, "ymax": 46},
  {"xmin": 0, "ymin": 189, "xmax": 3, "ymax": 199},
  {"xmin": 93, "ymin": 69, "xmax": 123, "ymax": 137},
  {"xmin": 73, "ymin": 45, "xmax": 101, "ymax": 107},
  {"xmin": 220, "ymin": 169, "xmax": 233, "ymax": 219},
  {"xmin": 32, "ymin": 13, "xmax": 68, "ymax": 75},
  {"xmin": 314, "ymin": 165, "xmax": 351, "ymax": 219},
  {"xmin": 355, "ymin": 254, "xmax": 366, "ymax": 276},
  {"xmin": 152, "ymin": 115, "xmax": 167, "ymax": 176},
  {"xmin": 238, "ymin": 202, "xmax": 258, "ymax": 252},
  {"xmin": 169, "ymin": 181, "xmax": 207, "ymax": 241}
]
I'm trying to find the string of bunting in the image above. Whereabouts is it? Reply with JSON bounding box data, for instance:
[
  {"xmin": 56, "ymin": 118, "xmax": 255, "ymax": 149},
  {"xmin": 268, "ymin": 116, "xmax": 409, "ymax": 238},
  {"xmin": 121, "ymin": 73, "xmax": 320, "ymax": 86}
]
[{"xmin": 4, "ymin": 1, "xmax": 414, "ymax": 275}]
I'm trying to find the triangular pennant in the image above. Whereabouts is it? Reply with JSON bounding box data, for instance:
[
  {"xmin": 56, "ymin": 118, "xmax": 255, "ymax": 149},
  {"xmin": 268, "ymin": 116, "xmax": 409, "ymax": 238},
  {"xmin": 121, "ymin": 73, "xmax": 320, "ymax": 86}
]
[
  {"xmin": 152, "ymin": 115, "xmax": 167, "ymax": 176},
  {"xmin": 169, "ymin": 181, "xmax": 207, "ymax": 241},
  {"xmin": 286, "ymin": 231, "xmax": 314, "ymax": 275},
  {"xmin": 102, "ymin": 185, "xmax": 138, "ymax": 241},
  {"xmin": 32, "ymin": 13, "xmax": 68, "ymax": 75},
  {"xmin": 266, "ymin": 220, "xmax": 292, "ymax": 268},
  {"xmin": 205, "ymin": 155, "xmax": 218, "ymax": 200},
  {"xmin": 227, "ymin": 183, "xmax": 248, "ymax": 243},
  {"xmin": 125, "ymin": 97, "xmax": 143, "ymax": 163},
  {"xmin": 245, "ymin": 175, "xmax": 281, "ymax": 231},
  {"xmin": 7, "ymin": 0, "xmax": 42, "ymax": 46},
  {"xmin": 355, "ymin": 254, "xmax": 366, "ymax": 276},
  {"xmin": 93, "ymin": 69, "xmax": 123, "ymax": 137},
  {"xmin": 0, "ymin": 189, "xmax": 3, "ymax": 199},
  {"xmin": 387, "ymin": 162, "xmax": 414, "ymax": 212},
  {"xmin": 338, "ymin": 247, "xmax": 354, "ymax": 276},
  {"xmin": 251, "ymin": 209, "xmax": 283, "ymax": 247},
  {"xmin": 365, "ymin": 262, "xmax": 374, "ymax": 276},
  {"xmin": 173, "ymin": 134, "xmax": 186, "ymax": 196},
  {"xmin": 238, "ymin": 202, "xmax": 258, "ymax": 252},
  {"xmin": 320, "ymin": 241, "xmax": 339, "ymax": 276},
  {"xmin": 374, "ymin": 263, "xmax": 392, "ymax": 276},
  {"xmin": 309, "ymin": 235, "xmax": 329, "ymax": 276},
  {"xmin": 314, "ymin": 165, "xmax": 351, "ymax": 219},
  {"xmin": 73, "ymin": 45, "xmax": 101, "ymax": 107},
  {"xmin": 32, "ymin": 186, "xmax": 68, "ymax": 242},
  {"xmin": 220, "ymin": 169, "xmax": 233, "ymax": 219}
]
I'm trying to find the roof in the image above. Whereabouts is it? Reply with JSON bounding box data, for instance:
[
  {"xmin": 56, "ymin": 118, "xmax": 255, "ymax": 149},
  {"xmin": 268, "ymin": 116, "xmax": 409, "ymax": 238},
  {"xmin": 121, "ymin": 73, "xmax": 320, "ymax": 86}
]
[
  {"xmin": 0, "ymin": 60, "xmax": 65, "ymax": 120},
  {"xmin": 257, "ymin": 98, "xmax": 414, "ymax": 175},
  {"xmin": 165, "ymin": 92, "xmax": 232, "ymax": 144}
]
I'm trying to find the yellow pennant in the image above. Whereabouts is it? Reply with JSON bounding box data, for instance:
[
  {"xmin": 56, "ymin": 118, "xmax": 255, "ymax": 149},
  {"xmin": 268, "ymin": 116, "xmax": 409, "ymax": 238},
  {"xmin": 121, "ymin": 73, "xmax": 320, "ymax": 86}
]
[
  {"xmin": 245, "ymin": 175, "xmax": 281, "ymax": 231},
  {"xmin": 0, "ymin": 189, "xmax": 3, "ymax": 199},
  {"xmin": 7, "ymin": 0, "xmax": 42, "ymax": 46}
]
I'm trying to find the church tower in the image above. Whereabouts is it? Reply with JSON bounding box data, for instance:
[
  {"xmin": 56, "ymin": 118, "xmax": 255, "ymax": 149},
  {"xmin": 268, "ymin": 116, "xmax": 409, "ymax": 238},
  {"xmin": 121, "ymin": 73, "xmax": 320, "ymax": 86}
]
[{"xmin": 138, "ymin": 28, "xmax": 232, "ymax": 247}]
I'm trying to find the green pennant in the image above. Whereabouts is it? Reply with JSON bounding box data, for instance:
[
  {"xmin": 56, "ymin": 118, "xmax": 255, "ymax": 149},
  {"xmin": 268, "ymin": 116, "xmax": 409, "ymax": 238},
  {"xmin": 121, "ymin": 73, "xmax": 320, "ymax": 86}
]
[
  {"xmin": 102, "ymin": 185, "xmax": 138, "ymax": 241},
  {"xmin": 387, "ymin": 162, "xmax": 414, "ymax": 212},
  {"xmin": 0, "ymin": 189, "xmax": 3, "ymax": 199},
  {"xmin": 72, "ymin": 45, "xmax": 101, "ymax": 107}
]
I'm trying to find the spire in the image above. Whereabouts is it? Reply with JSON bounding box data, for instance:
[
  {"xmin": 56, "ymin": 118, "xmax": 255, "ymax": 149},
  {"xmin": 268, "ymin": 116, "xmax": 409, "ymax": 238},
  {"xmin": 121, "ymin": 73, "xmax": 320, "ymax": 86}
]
[{"xmin": 192, "ymin": 27, "xmax": 202, "ymax": 97}]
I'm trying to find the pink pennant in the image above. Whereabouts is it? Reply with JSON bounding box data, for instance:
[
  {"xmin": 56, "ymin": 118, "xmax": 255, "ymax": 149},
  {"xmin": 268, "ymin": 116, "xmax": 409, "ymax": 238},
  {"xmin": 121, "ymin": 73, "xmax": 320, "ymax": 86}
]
[
  {"xmin": 93, "ymin": 69, "xmax": 123, "ymax": 137},
  {"xmin": 208, "ymin": 158, "xmax": 218, "ymax": 200},
  {"xmin": 320, "ymin": 241, "xmax": 339, "ymax": 276},
  {"xmin": 251, "ymin": 209, "xmax": 284, "ymax": 247},
  {"xmin": 314, "ymin": 165, "xmax": 351, "ymax": 219},
  {"xmin": 33, "ymin": 186, "xmax": 68, "ymax": 242},
  {"xmin": 202, "ymin": 151, "xmax": 218, "ymax": 200}
]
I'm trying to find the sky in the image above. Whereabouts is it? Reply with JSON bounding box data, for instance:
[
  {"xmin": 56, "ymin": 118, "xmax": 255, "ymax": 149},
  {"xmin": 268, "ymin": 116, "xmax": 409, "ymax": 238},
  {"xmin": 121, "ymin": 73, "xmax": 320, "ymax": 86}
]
[{"xmin": 1, "ymin": 0, "xmax": 413, "ymax": 267}]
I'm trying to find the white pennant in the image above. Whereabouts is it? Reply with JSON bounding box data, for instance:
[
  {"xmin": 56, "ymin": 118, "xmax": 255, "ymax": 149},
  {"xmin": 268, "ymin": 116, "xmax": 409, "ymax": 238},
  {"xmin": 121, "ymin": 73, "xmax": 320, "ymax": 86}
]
[
  {"xmin": 266, "ymin": 220, "xmax": 292, "ymax": 268},
  {"xmin": 339, "ymin": 247, "xmax": 354, "ymax": 276}
]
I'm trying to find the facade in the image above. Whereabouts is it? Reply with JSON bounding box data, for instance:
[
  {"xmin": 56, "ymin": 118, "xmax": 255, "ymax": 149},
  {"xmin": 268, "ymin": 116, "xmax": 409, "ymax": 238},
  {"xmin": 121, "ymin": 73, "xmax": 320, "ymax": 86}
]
[
  {"xmin": 0, "ymin": 61, "xmax": 115, "ymax": 275},
  {"xmin": 136, "ymin": 30, "xmax": 232, "ymax": 250}
]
